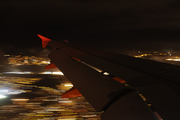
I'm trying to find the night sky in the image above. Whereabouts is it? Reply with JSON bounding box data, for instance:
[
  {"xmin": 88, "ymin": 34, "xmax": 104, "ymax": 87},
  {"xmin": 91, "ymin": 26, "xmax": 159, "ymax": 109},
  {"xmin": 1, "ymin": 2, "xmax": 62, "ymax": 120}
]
[{"xmin": 1, "ymin": 0, "xmax": 180, "ymax": 53}]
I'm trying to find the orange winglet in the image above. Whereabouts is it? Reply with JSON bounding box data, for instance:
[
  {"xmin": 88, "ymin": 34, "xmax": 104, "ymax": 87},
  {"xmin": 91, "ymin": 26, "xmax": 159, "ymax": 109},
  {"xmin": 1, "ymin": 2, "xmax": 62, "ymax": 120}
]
[
  {"xmin": 62, "ymin": 87, "xmax": 82, "ymax": 98},
  {"xmin": 37, "ymin": 34, "xmax": 51, "ymax": 48},
  {"xmin": 45, "ymin": 63, "xmax": 57, "ymax": 69}
]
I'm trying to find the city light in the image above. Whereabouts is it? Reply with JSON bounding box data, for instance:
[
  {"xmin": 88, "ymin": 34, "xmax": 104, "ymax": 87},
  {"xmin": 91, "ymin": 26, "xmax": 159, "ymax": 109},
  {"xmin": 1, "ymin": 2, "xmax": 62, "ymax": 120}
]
[
  {"xmin": 3, "ymin": 71, "xmax": 64, "ymax": 75},
  {"xmin": 0, "ymin": 94, "xmax": 7, "ymax": 99},
  {"xmin": 11, "ymin": 99, "xmax": 29, "ymax": 101},
  {"xmin": 39, "ymin": 71, "xmax": 64, "ymax": 75},
  {"xmin": 4, "ymin": 54, "xmax": 10, "ymax": 57},
  {"xmin": 58, "ymin": 100, "xmax": 72, "ymax": 103},
  {"xmin": 64, "ymin": 84, "xmax": 73, "ymax": 87},
  {"xmin": 3, "ymin": 72, "xmax": 32, "ymax": 74},
  {"xmin": 7, "ymin": 55, "xmax": 50, "ymax": 66},
  {"xmin": 41, "ymin": 61, "xmax": 51, "ymax": 64},
  {"xmin": 165, "ymin": 58, "xmax": 180, "ymax": 61},
  {"xmin": 52, "ymin": 72, "xmax": 64, "ymax": 75},
  {"xmin": 134, "ymin": 55, "xmax": 141, "ymax": 58},
  {"xmin": 0, "ymin": 54, "xmax": 102, "ymax": 119},
  {"xmin": 131, "ymin": 51, "xmax": 180, "ymax": 64},
  {"xmin": 0, "ymin": 89, "xmax": 9, "ymax": 93}
]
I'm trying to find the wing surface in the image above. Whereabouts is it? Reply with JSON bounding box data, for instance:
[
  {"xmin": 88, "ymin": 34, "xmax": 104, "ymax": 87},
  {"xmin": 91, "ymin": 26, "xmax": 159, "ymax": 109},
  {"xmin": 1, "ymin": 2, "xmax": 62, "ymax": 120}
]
[{"xmin": 38, "ymin": 35, "xmax": 180, "ymax": 120}]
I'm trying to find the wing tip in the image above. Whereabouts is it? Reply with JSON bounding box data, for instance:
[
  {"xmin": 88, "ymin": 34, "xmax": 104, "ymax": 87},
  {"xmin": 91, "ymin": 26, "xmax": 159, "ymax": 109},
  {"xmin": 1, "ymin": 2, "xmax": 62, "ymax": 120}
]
[{"xmin": 37, "ymin": 34, "xmax": 51, "ymax": 48}]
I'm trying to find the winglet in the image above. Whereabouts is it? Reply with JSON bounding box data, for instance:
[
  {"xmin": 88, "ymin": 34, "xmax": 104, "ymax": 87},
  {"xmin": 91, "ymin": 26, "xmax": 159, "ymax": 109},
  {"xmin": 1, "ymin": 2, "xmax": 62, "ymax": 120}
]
[{"xmin": 37, "ymin": 34, "xmax": 51, "ymax": 48}]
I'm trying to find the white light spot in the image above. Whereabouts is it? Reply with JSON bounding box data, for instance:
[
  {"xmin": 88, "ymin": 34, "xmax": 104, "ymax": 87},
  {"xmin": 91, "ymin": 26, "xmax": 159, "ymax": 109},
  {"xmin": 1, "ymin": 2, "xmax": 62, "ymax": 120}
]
[
  {"xmin": 0, "ymin": 94, "xmax": 7, "ymax": 99},
  {"xmin": 103, "ymin": 72, "xmax": 109, "ymax": 75},
  {"xmin": 64, "ymin": 84, "xmax": 73, "ymax": 87},
  {"xmin": 52, "ymin": 72, "xmax": 64, "ymax": 75}
]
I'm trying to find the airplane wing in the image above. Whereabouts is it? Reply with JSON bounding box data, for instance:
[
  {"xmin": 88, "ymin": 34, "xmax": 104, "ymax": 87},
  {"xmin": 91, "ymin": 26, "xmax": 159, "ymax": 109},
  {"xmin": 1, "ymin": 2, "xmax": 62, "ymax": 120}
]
[{"xmin": 38, "ymin": 34, "xmax": 180, "ymax": 120}]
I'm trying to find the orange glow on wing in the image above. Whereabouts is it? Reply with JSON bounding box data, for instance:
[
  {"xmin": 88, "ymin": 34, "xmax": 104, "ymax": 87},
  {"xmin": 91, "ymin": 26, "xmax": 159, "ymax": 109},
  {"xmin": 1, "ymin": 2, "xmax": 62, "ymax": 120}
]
[
  {"xmin": 72, "ymin": 57, "xmax": 81, "ymax": 61},
  {"xmin": 62, "ymin": 87, "xmax": 82, "ymax": 98},
  {"xmin": 112, "ymin": 77, "xmax": 126, "ymax": 83},
  {"xmin": 45, "ymin": 63, "xmax": 57, "ymax": 69}
]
